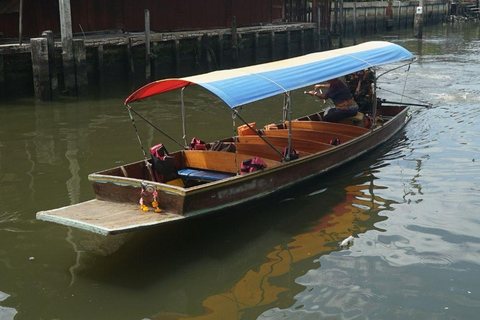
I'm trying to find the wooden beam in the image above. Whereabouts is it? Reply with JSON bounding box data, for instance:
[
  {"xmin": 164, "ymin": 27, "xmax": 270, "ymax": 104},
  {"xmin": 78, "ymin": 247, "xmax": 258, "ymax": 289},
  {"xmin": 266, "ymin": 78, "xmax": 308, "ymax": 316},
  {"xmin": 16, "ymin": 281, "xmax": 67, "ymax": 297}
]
[
  {"xmin": 145, "ymin": 9, "xmax": 151, "ymax": 81},
  {"xmin": 31, "ymin": 38, "xmax": 51, "ymax": 101},
  {"xmin": 59, "ymin": 0, "xmax": 76, "ymax": 94},
  {"xmin": 73, "ymin": 39, "xmax": 88, "ymax": 95},
  {"xmin": 42, "ymin": 30, "xmax": 59, "ymax": 99}
]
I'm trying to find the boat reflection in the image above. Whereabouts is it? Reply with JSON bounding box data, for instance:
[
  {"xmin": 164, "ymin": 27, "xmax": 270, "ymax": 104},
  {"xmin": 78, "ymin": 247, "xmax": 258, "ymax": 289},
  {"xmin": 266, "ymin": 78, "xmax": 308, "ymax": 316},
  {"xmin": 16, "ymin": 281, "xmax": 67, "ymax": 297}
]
[{"xmin": 152, "ymin": 174, "xmax": 395, "ymax": 319}]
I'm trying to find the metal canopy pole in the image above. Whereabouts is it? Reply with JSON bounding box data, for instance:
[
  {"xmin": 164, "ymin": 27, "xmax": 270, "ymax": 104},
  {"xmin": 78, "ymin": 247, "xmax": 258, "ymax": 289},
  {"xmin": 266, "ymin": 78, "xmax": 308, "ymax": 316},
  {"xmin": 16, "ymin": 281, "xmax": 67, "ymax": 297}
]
[
  {"xmin": 181, "ymin": 87, "xmax": 188, "ymax": 148},
  {"xmin": 371, "ymin": 70, "xmax": 378, "ymax": 129},
  {"xmin": 286, "ymin": 92, "xmax": 293, "ymax": 161}
]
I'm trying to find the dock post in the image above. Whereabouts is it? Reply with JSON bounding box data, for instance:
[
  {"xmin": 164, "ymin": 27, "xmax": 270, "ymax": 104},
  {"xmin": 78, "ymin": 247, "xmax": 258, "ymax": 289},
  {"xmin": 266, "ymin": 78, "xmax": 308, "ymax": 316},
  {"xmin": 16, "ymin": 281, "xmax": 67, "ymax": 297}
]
[
  {"xmin": 0, "ymin": 56, "xmax": 5, "ymax": 98},
  {"xmin": 218, "ymin": 32, "xmax": 224, "ymax": 68},
  {"xmin": 59, "ymin": 0, "xmax": 76, "ymax": 94},
  {"xmin": 41, "ymin": 30, "xmax": 59, "ymax": 99},
  {"xmin": 145, "ymin": 9, "xmax": 151, "ymax": 81},
  {"xmin": 231, "ymin": 16, "xmax": 239, "ymax": 66},
  {"xmin": 97, "ymin": 44, "xmax": 105, "ymax": 86},
  {"xmin": 73, "ymin": 39, "xmax": 88, "ymax": 95},
  {"xmin": 174, "ymin": 39, "xmax": 181, "ymax": 76},
  {"xmin": 254, "ymin": 32, "xmax": 259, "ymax": 64},
  {"xmin": 286, "ymin": 31, "xmax": 291, "ymax": 58},
  {"xmin": 300, "ymin": 29, "xmax": 305, "ymax": 55},
  {"xmin": 414, "ymin": 0, "xmax": 424, "ymax": 39},
  {"xmin": 338, "ymin": 0, "xmax": 344, "ymax": 48},
  {"xmin": 353, "ymin": 2, "xmax": 357, "ymax": 45},
  {"xmin": 31, "ymin": 38, "xmax": 51, "ymax": 101},
  {"xmin": 18, "ymin": 0, "xmax": 23, "ymax": 45},
  {"xmin": 270, "ymin": 31, "xmax": 275, "ymax": 61},
  {"xmin": 127, "ymin": 39, "xmax": 135, "ymax": 81}
]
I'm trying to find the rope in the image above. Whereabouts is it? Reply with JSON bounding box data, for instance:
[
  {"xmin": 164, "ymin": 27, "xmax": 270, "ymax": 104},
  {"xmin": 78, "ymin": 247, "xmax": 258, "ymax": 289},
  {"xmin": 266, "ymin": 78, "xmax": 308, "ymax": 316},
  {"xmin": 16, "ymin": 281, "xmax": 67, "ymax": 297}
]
[{"xmin": 125, "ymin": 104, "xmax": 186, "ymax": 150}]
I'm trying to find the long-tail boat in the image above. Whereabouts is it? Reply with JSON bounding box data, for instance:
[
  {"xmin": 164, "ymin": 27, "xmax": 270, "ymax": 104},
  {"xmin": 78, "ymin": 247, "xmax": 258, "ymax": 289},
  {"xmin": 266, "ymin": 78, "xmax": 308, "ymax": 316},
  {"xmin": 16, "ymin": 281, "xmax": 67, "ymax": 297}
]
[{"xmin": 37, "ymin": 41, "xmax": 415, "ymax": 236}]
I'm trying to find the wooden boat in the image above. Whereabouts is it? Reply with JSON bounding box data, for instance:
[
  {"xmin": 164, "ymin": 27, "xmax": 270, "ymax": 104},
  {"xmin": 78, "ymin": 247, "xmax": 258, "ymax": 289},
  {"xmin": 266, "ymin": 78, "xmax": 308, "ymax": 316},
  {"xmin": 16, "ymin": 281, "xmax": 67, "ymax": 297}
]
[{"xmin": 37, "ymin": 41, "xmax": 415, "ymax": 236}]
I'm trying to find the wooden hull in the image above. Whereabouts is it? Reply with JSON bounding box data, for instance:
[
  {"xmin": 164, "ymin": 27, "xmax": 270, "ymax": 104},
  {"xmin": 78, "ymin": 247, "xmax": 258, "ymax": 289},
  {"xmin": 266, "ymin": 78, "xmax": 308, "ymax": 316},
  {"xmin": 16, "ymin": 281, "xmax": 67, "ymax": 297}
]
[{"xmin": 37, "ymin": 106, "xmax": 411, "ymax": 235}]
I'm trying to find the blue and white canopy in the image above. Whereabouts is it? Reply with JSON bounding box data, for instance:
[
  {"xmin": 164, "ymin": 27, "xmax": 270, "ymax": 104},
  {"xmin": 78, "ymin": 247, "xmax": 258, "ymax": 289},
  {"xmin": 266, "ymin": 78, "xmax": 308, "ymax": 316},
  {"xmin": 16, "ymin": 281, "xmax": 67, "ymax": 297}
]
[{"xmin": 125, "ymin": 41, "xmax": 414, "ymax": 108}]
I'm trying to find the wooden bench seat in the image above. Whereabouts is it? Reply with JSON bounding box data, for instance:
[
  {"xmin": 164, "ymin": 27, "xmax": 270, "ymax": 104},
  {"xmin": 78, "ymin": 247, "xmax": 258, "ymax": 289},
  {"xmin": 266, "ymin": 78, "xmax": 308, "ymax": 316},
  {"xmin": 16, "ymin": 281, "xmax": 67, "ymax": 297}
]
[
  {"xmin": 287, "ymin": 120, "xmax": 369, "ymax": 137},
  {"xmin": 262, "ymin": 128, "xmax": 354, "ymax": 144},
  {"xmin": 235, "ymin": 143, "xmax": 311, "ymax": 162},
  {"xmin": 182, "ymin": 150, "xmax": 281, "ymax": 174},
  {"xmin": 237, "ymin": 135, "xmax": 332, "ymax": 154}
]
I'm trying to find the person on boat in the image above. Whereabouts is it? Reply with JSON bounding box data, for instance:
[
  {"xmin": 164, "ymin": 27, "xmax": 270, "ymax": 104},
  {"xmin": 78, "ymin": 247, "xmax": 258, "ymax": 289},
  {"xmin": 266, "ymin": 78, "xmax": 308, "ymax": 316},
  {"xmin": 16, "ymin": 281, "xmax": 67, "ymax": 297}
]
[
  {"xmin": 307, "ymin": 78, "xmax": 359, "ymax": 122},
  {"xmin": 346, "ymin": 69, "xmax": 375, "ymax": 113}
]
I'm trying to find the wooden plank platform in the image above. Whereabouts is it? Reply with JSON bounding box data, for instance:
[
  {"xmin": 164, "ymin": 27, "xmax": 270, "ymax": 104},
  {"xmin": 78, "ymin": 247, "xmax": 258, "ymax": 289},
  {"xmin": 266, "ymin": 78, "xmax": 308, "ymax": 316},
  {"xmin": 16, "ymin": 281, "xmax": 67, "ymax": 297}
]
[{"xmin": 36, "ymin": 199, "xmax": 184, "ymax": 236}]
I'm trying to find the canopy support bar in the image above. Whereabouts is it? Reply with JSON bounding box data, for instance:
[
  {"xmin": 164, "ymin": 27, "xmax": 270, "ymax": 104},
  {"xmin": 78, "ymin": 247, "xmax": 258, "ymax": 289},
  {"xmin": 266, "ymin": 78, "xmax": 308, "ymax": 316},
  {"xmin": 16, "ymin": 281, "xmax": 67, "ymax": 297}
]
[
  {"xmin": 285, "ymin": 92, "xmax": 293, "ymax": 161},
  {"xmin": 125, "ymin": 105, "xmax": 155, "ymax": 181},
  {"xmin": 181, "ymin": 87, "xmax": 188, "ymax": 148}
]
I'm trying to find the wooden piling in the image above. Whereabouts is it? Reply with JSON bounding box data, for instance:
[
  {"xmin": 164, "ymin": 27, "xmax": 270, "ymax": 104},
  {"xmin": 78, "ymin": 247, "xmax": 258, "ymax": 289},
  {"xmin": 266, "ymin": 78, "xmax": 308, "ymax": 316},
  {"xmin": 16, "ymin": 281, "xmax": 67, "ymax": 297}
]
[
  {"xmin": 73, "ymin": 39, "xmax": 88, "ymax": 95},
  {"xmin": 19, "ymin": 0, "xmax": 23, "ymax": 45},
  {"xmin": 174, "ymin": 39, "xmax": 181, "ymax": 76},
  {"xmin": 415, "ymin": 0, "xmax": 424, "ymax": 39},
  {"xmin": 338, "ymin": 0, "xmax": 344, "ymax": 48},
  {"xmin": 31, "ymin": 38, "xmax": 51, "ymax": 101},
  {"xmin": 231, "ymin": 16, "xmax": 239, "ymax": 66},
  {"xmin": 145, "ymin": 9, "xmax": 151, "ymax": 80},
  {"xmin": 353, "ymin": 2, "xmax": 357, "ymax": 45},
  {"xmin": 41, "ymin": 30, "xmax": 58, "ymax": 99},
  {"xmin": 254, "ymin": 32, "xmax": 259, "ymax": 64},
  {"xmin": 97, "ymin": 44, "xmax": 105, "ymax": 85},
  {"xmin": 300, "ymin": 30, "xmax": 305, "ymax": 55},
  {"xmin": 126, "ymin": 39, "xmax": 134, "ymax": 81},
  {"xmin": 286, "ymin": 31, "xmax": 291, "ymax": 58},
  {"xmin": 270, "ymin": 31, "xmax": 275, "ymax": 61},
  {"xmin": 0, "ymin": 56, "xmax": 5, "ymax": 98},
  {"xmin": 59, "ymin": 0, "xmax": 76, "ymax": 94},
  {"xmin": 218, "ymin": 32, "xmax": 224, "ymax": 67}
]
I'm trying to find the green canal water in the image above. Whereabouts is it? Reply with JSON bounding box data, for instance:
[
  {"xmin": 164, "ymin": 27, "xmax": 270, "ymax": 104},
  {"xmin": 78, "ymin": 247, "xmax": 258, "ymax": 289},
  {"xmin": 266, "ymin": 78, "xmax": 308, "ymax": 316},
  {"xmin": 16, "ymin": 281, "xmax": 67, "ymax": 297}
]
[{"xmin": 1, "ymin": 22, "xmax": 480, "ymax": 319}]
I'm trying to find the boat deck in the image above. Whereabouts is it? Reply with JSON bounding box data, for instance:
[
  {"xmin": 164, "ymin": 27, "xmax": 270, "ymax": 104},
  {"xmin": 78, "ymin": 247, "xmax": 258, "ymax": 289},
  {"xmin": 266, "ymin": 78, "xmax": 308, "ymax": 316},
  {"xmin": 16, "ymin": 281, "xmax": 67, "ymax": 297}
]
[{"xmin": 36, "ymin": 199, "xmax": 184, "ymax": 236}]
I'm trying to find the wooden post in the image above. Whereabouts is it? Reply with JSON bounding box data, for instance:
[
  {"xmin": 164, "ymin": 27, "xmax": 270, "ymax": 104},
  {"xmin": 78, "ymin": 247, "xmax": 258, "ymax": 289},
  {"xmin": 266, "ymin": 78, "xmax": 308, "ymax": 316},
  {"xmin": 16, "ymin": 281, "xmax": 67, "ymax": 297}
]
[
  {"xmin": 126, "ymin": 39, "xmax": 135, "ymax": 81},
  {"xmin": 414, "ymin": 0, "xmax": 424, "ymax": 39},
  {"xmin": 145, "ymin": 9, "xmax": 151, "ymax": 81},
  {"xmin": 300, "ymin": 29, "xmax": 305, "ymax": 55},
  {"xmin": 59, "ymin": 0, "xmax": 76, "ymax": 94},
  {"xmin": 97, "ymin": 44, "xmax": 105, "ymax": 86},
  {"xmin": 41, "ymin": 30, "xmax": 59, "ymax": 99},
  {"xmin": 73, "ymin": 39, "xmax": 87, "ymax": 95},
  {"xmin": 218, "ymin": 32, "xmax": 224, "ymax": 68},
  {"xmin": 254, "ymin": 32, "xmax": 259, "ymax": 64},
  {"xmin": 174, "ymin": 39, "xmax": 181, "ymax": 76},
  {"xmin": 286, "ymin": 31, "xmax": 291, "ymax": 57},
  {"xmin": 0, "ymin": 56, "xmax": 5, "ymax": 98},
  {"xmin": 398, "ymin": 3, "xmax": 401, "ymax": 30},
  {"xmin": 19, "ymin": 0, "xmax": 23, "ymax": 45},
  {"xmin": 31, "ymin": 38, "xmax": 51, "ymax": 101},
  {"xmin": 353, "ymin": 2, "xmax": 357, "ymax": 45},
  {"xmin": 338, "ymin": 0, "xmax": 344, "ymax": 48},
  {"xmin": 231, "ymin": 16, "xmax": 239, "ymax": 66},
  {"xmin": 270, "ymin": 31, "xmax": 275, "ymax": 61},
  {"xmin": 316, "ymin": 6, "xmax": 321, "ymax": 51}
]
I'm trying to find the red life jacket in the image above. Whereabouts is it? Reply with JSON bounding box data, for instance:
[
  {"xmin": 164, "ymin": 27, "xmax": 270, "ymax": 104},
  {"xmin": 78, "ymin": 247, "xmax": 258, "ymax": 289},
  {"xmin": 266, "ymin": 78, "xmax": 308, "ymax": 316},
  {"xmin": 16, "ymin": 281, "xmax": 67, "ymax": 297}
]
[
  {"xmin": 240, "ymin": 157, "xmax": 267, "ymax": 175},
  {"xmin": 189, "ymin": 137, "xmax": 207, "ymax": 150},
  {"xmin": 150, "ymin": 143, "xmax": 177, "ymax": 182}
]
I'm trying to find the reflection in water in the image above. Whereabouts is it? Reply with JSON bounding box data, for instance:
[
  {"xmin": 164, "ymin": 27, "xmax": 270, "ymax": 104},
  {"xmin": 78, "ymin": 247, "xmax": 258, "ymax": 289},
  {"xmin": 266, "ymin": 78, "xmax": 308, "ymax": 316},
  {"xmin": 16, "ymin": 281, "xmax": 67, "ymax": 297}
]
[{"xmin": 149, "ymin": 174, "xmax": 396, "ymax": 319}]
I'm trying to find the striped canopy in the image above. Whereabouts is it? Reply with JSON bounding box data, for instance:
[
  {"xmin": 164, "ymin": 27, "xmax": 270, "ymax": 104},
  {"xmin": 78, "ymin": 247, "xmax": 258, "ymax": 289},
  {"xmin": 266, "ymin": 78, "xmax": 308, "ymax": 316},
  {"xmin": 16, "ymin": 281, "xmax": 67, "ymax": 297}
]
[{"xmin": 125, "ymin": 41, "xmax": 414, "ymax": 108}]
